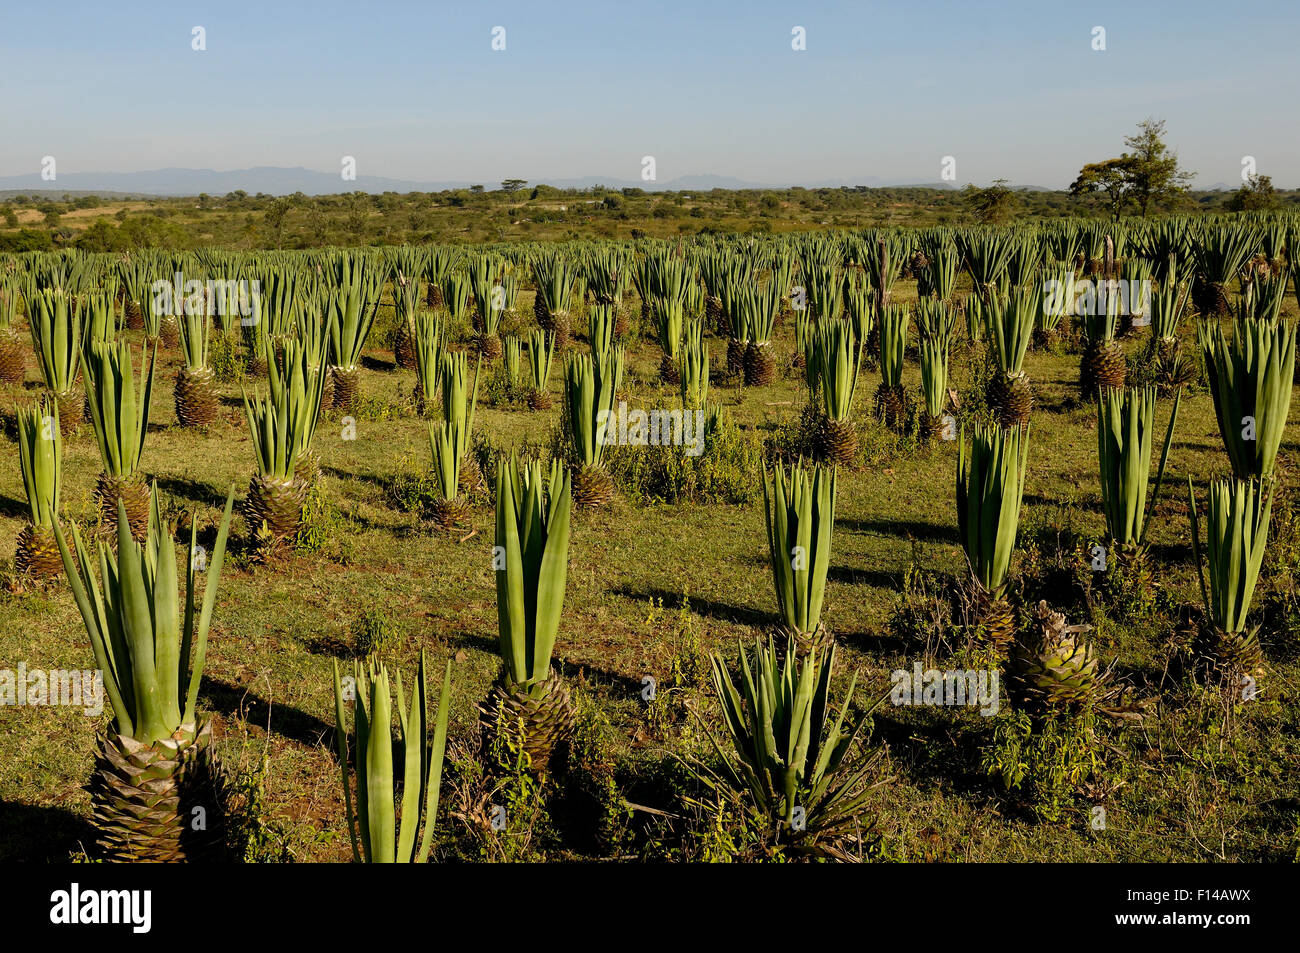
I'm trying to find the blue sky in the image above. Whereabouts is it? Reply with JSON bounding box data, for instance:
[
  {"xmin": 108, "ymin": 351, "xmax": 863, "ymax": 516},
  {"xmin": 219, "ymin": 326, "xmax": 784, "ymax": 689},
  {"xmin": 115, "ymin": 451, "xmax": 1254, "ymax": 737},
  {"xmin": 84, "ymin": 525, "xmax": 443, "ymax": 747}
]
[{"xmin": 2, "ymin": 0, "xmax": 1297, "ymax": 188}]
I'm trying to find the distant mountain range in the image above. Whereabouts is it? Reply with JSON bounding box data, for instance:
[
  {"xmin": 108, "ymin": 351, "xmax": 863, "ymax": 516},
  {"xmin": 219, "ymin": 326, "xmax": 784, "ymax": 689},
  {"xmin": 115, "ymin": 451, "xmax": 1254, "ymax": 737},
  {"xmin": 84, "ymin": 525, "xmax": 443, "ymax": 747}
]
[{"xmin": 0, "ymin": 165, "xmax": 1014, "ymax": 198}]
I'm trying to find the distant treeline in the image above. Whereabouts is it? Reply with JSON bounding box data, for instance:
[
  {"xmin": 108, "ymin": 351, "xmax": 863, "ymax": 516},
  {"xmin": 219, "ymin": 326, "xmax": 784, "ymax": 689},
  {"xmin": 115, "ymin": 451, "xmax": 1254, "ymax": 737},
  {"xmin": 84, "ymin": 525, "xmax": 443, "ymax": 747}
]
[{"xmin": 2, "ymin": 183, "xmax": 1297, "ymax": 254}]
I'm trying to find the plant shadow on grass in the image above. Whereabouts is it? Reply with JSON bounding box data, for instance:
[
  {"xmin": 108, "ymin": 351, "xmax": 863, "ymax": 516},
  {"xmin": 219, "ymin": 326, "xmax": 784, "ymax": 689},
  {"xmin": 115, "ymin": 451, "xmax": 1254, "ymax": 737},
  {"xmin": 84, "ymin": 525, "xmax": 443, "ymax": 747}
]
[
  {"xmin": 0, "ymin": 492, "xmax": 28, "ymax": 520},
  {"xmin": 827, "ymin": 565, "xmax": 905, "ymax": 590},
  {"xmin": 361, "ymin": 355, "xmax": 395, "ymax": 373},
  {"xmin": 155, "ymin": 475, "xmax": 230, "ymax": 511},
  {"xmin": 1022, "ymin": 492, "xmax": 1102, "ymax": 513},
  {"xmin": 610, "ymin": 585, "xmax": 770, "ymax": 630},
  {"xmin": 200, "ymin": 678, "xmax": 334, "ymax": 751},
  {"xmin": 555, "ymin": 657, "xmax": 646, "ymax": 699},
  {"xmin": 837, "ymin": 516, "xmax": 958, "ymax": 544},
  {"xmin": 835, "ymin": 625, "xmax": 908, "ymax": 656},
  {"xmin": 321, "ymin": 465, "xmax": 388, "ymax": 494},
  {"xmin": 870, "ymin": 710, "xmax": 996, "ymax": 795},
  {"xmin": 0, "ymin": 801, "xmax": 97, "ymax": 862}
]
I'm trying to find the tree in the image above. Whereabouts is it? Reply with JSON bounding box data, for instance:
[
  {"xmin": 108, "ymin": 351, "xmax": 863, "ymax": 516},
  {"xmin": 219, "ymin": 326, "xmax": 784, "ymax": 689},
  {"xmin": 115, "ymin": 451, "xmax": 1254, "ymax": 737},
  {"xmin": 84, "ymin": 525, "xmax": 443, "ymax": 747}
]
[
  {"xmin": 1120, "ymin": 118, "xmax": 1194, "ymax": 217},
  {"xmin": 1, "ymin": 207, "xmax": 17, "ymax": 228},
  {"xmin": 1069, "ymin": 158, "xmax": 1132, "ymax": 220},
  {"xmin": 962, "ymin": 178, "xmax": 1017, "ymax": 225},
  {"xmin": 1226, "ymin": 173, "xmax": 1279, "ymax": 213},
  {"xmin": 263, "ymin": 197, "xmax": 293, "ymax": 249},
  {"xmin": 500, "ymin": 178, "xmax": 527, "ymax": 193}
]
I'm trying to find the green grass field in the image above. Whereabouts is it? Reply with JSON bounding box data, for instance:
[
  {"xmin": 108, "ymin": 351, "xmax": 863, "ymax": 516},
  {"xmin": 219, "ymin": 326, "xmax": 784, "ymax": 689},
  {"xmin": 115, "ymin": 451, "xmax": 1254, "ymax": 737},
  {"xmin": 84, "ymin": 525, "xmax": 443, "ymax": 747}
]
[{"xmin": 2, "ymin": 280, "xmax": 1299, "ymax": 863}]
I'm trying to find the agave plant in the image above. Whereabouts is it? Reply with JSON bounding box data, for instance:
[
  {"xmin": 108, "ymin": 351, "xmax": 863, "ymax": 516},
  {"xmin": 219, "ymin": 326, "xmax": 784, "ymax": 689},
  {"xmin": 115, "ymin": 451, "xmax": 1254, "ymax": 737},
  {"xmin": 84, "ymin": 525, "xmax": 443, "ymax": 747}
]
[
  {"xmin": 84, "ymin": 341, "xmax": 156, "ymax": 541},
  {"xmin": 326, "ymin": 255, "xmax": 382, "ymax": 411},
  {"xmin": 242, "ymin": 289, "xmax": 272, "ymax": 376},
  {"xmin": 175, "ymin": 304, "xmax": 217, "ymax": 428},
  {"xmin": 439, "ymin": 270, "xmax": 471, "ymax": 325},
  {"xmin": 986, "ymin": 285, "xmax": 1036, "ymax": 428},
  {"xmin": 859, "ymin": 232, "xmax": 904, "ymax": 313},
  {"xmin": 1079, "ymin": 277, "xmax": 1126, "ymax": 398},
  {"xmin": 917, "ymin": 301, "xmax": 955, "ymax": 443},
  {"xmin": 425, "ymin": 352, "xmax": 481, "ymax": 529},
  {"xmin": 54, "ymin": 485, "xmax": 236, "ymax": 861},
  {"xmin": 1145, "ymin": 272, "xmax": 1194, "ymax": 394},
  {"xmin": 295, "ymin": 302, "xmax": 334, "ymax": 413},
  {"xmin": 723, "ymin": 276, "xmax": 751, "ymax": 378},
  {"xmin": 1009, "ymin": 600, "xmax": 1102, "ymax": 713},
  {"xmin": 424, "ymin": 245, "xmax": 459, "ymax": 309},
  {"xmin": 763, "ymin": 462, "xmax": 835, "ymax": 648},
  {"xmin": 843, "ymin": 276, "xmax": 875, "ymax": 356},
  {"xmin": 803, "ymin": 259, "xmax": 843, "ymax": 322},
  {"xmin": 80, "ymin": 290, "xmax": 120, "ymax": 365},
  {"xmin": 116, "ymin": 254, "xmax": 153, "ymax": 332},
  {"xmin": 1239, "ymin": 268, "xmax": 1289, "ymax": 324},
  {"xmin": 1187, "ymin": 477, "xmax": 1273, "ymax": 680},
  {"xmin": 1200, "ymin": 316, "xmax": 1296, "ymax": 480},
  {"xmin": 241, "ymin": 363, "xmax": 317, "ymax": 548},
  {"xmin": 917, "ymin": 233, "xmax": 959, "ymax": 302},
  {"xmin": 957, "ymin": 422, "xmax": 1030, "ymax": 655},
  {"xmin": 1192, "ymin": 224, "xmax": 1257, "ymax": 316},
  {"xmin": 961, "ymin": 229, "xmax": 1016, "ymax": 300},
  {"xmin": 588, "ymin": 302, "xmax": 616, "ymax": 362},
  {"xmin": 1036, "ymin": 263, "xmax": 1073, "ymax": 348},
  {"xmin": 412, "ymin": 312, "xmax": 446, "ymax": 416},
  {"xmin": 875, "ymin": 304, "xmax": 909, "ymax": 431},
  {"xmin": 28, "ymin": 288, "xmax": 84, "ymax": 437},
  {"xmin": 698, "ymin": 637, "xmax": 878, "ymax": 858},
  {"xmin": 1096, "ymin": 386, "xmax": 1180, "ymax": 591},
  {"xmin": 564, "ymin": 348, "xmax": 623, "ymax": 507},
  {"xmin": 272, "ymin": 338, "xmax": 329, "ymax": 486},
  {"xmin": 652, "ymin": 295, "xmax": 684, "ymax": 384},
  {"xmin": 332, "ymin": 652, "xmax": 452, "ymax": 863},
  {"xmin": 813, "ymin": 320, "xmax": 863, "ymax": 465},
  {"xmin": 533, "ymin": 252, "xmax": 574, "ymax": 349},
  {"xmin": 482, "ymin": 455, "xmax": 576, "ymax": 769},
  {"xmin": 679, "ymin": 318, "xmax": 709, "ymax": 409},
  {"xmin": 391, "ymin": 270, "xmax": 421, "ymax": 369},
  {"xmin": 586, "ymin": 246, "xmax": 629, "ymax": 313},
  {"xmin": 469, "ymin": 254, "xmax": 504, "ymax": 360},
  {"xmin": 15, "ymin": 401, "xmax": 64, "ymax": 577},
  {"xmin": 0, "ymin": 274, "xmax": 24, "ymax": 385},
  {"xmin": 525, "ymin": 328, "xmax": 556, "ymax": 411},
  {"xmin": 964, "ymin": 292, "xmax": 989, "ymax": 346},
  {"xmin": 743, "ymin": 280, "xmax": 780, "ymax": 387},
  {"xmin": 503, "ymin": 334, "xmax": 523, "ymax": 388}
]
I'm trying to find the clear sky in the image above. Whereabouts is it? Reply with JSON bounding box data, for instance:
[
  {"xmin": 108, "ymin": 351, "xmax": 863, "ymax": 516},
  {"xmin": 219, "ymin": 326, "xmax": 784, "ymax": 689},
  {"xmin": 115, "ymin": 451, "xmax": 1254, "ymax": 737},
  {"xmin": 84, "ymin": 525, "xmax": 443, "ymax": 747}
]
[{"xmin": 2, "ymin": 0, "xmax": 1297, "ymax": 188}]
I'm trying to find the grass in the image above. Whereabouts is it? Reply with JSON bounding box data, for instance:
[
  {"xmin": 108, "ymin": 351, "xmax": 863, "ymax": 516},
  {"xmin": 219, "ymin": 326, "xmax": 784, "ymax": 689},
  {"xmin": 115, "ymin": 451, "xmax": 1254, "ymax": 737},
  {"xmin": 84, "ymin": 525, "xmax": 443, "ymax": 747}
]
[{"xmin": 2, "ymin": 280, "xmax": 1299, "ymax": 862}]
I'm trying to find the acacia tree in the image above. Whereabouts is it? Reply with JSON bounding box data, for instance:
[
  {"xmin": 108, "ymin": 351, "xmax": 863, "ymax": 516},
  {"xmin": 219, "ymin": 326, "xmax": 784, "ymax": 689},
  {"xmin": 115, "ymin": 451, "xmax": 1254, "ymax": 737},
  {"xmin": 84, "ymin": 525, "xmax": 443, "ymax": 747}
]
[
  {"xmin": 962, "ymin": 178, "xmax": 1017, "ymax": 225},
  {"xmin": 1070, "ymin": 158, "xmax": 1132, "ymax": 221},
  {"xmin": 1070, "ymin": 118, "xmax": 1195, "ymax": 218},
  {"xmin": 1121, "ymin": 118, "xmax": 1194, "ymax": 216},
  {"xmin": 1227, "ymin": 173, "xmax": 1279, "ymax": 212}
]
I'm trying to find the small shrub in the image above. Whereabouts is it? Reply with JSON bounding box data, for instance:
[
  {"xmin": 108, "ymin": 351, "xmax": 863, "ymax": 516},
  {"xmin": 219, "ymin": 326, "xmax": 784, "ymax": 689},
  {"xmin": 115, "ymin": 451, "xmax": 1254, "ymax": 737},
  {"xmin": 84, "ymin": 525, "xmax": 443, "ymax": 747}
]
[
  {"xmin": 294, "ymin": 484, "xmax": 351, "ymax": 557},
  {"xmin": 209, "ymin": 332, "xmax": 245, "ymax": 384},
  {"xmin": 351, "ymin": 608, "xmax": 399, "ymax": 658},
  {"xmin": 982, "ymin": 708, "xmax": 1098, "ymax": 822},
  {"xmin": 608, "ymin": 412, "xmax": 762, "ymax": 505}
]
